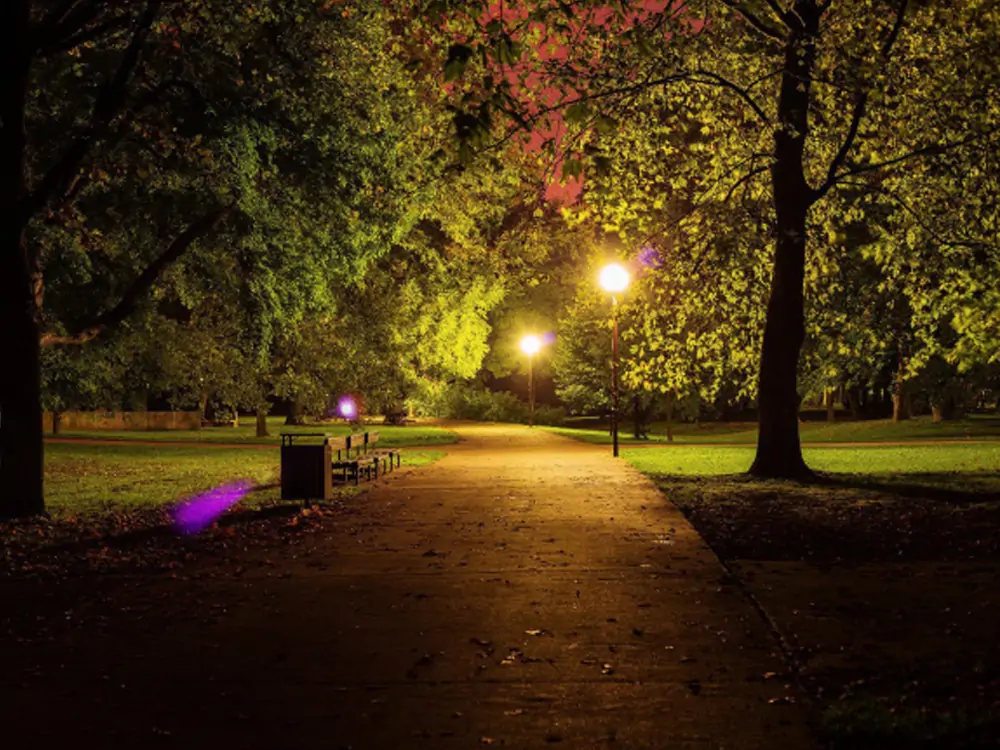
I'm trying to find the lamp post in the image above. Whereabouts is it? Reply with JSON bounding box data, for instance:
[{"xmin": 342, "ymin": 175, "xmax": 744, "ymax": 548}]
[
  {"xmin": 599, "ymin": 263, "xmax": 630, "ymax": 457},
  {"xmin": 520, "ymin": 334, "xmax": 542, "ymax": 426}
]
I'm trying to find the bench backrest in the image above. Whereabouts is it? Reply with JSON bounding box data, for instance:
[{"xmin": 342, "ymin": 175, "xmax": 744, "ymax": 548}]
[
  {"xmin": 345, "ymin": 432, "xmax": 366, "ymax": 454},
  {"xmin": 280, "ymin": 432, "xmax": 329, "ymax": 447},
  {"xmin": 366, "ymin": 431, "xmax": 380, "ymax": 448}
]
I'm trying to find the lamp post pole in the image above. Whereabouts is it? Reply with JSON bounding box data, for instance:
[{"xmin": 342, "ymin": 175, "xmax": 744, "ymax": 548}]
[
  {"xmin": 527, "ymin": 351, "xmax": 535, "ymax": 427},
  {"xmin": 599, "ymin": 262, "xmax": 629, "ymax": 458},
  {"xmin": 520, "ymin": 334, "xmax": 542, "ymax": 428},
  {"xmin": 611, "ymin": 296, "xmax": 619, "ymax": 457}
]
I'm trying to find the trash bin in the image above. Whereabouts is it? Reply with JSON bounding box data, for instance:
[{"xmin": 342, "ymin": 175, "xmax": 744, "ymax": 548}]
[{"xmin": 280, "ymin": 433, "xmax": 333, "ymax": 502}]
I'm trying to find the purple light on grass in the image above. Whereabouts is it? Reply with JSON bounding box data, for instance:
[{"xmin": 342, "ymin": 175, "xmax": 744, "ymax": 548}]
[
  {"xmin": 173, "ymin": 480, "xmax": 252, "ymax": 535},
  {"xmin": 338, "ymin": 396, "xmax": 357, "ymax": 419}
]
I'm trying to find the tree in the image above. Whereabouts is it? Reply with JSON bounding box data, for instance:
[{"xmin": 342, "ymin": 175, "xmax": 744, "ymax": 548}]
[
  {"xmin": 422, "ymin": 0, "xmax": 1000, "ymax": 477},
  {"xmin": 4, "ymin": 0, "xmax": 440, "ymax": 517}
]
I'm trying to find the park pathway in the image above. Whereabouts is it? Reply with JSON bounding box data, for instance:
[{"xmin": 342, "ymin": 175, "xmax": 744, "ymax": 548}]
[{"xmin": 4, "ymin": 424, "xmax": 814, "ymax": 748}]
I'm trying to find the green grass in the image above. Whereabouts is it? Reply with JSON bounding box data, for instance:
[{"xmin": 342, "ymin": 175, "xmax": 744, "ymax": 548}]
[
  {"xmin": 44, "ymin": 443, "xmax": 446, "ymax": 516},
  {"xmin": 623, "ymin": 442, "xmax": 1000, "ymax": 480},
  {"xmin": 549, "ymin": 414, "xmax": 1000, "ymax": 445},
  {"xmin": 50, "ymin": 416, "xmax": 458, "ymax": 448}
]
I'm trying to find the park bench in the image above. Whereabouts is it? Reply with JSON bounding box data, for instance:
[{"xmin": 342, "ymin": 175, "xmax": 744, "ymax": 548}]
[
  {"xmin": 363, "ymin": 430, "xmax": 401, "ymax": 478},
  {"xmin": 329, "ymin": 431, "xmax": 400, "ymax": 485}
]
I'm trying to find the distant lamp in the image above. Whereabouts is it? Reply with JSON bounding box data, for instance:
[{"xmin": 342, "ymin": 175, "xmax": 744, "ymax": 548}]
[
  {"xmin": 598, "ymin": 263, "xmax": 630, "ymax": 294},
  {"xmin": 520, "ymin": 334, "xmax": 542, "ymax": 356},
  {"xmin": 338, "ymin": 396, "xmax": 357, "ymax": 420}
]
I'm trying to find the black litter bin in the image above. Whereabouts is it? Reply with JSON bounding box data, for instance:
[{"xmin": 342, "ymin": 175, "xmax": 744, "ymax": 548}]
[{"xmin": 280, "ymin": 433, "xmax": 333, "ymax": 502}]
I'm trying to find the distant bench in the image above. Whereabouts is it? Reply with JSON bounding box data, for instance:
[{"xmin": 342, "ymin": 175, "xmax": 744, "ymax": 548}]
[{"xmin": 331, "ymin": 430, "xmax": 401, "ymax": 485}]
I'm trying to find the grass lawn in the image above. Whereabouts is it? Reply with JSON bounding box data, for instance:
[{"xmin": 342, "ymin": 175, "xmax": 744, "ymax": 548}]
[
  {"xmin": 44, "ymin": 442, "xmax": 446, "ymax": 515},
  {"xmin": 623, "ymin": 442, "xmax": 1000, "ymax": 485},
  {"xmin": 550, "ymin": 413, "xmax": 1000, "ymax": 445},
  {"xmin": 50, "ymin": 416, "xmax": 458, "ymax": 448}
]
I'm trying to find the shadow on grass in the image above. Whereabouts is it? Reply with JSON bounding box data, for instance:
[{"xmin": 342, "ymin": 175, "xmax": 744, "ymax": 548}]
[
  {"xmin": 3, "ymin": 483, "xmax": 354, "ymax": 576},
  {"xmin": 812, "ymin": 471, "xmax": 1000, "ymax": 505},
  {"xmin": 650, "ymin": 471, "xmax": 1000, "ymax": 563},
  {"xmin": 822, "ymin": 694, "xmax": 1000, "ymax": 750}
]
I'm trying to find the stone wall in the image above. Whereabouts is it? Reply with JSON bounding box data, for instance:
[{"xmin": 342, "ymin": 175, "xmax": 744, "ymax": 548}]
[{"xmin": 43, "ymin": 411, "xmax": 201, "ymax": 433}]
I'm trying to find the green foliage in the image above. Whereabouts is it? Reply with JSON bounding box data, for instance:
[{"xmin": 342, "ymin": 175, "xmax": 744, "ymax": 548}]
[{"xmin": 409, "ymin": 380, "xmax": 565, "ymax": 425}]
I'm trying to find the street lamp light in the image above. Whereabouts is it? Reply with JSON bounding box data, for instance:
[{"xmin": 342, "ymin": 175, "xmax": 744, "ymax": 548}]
[
  {"xmin": 520, "ymin": 334, "xmax": 542, "ymax": 426},
  {"xmin": 599, "ymin": 263, "xmax": 630, "ymax": 457}
]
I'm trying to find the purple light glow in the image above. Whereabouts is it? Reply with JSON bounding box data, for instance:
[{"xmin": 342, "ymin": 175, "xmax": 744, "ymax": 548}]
[
  {"xmin": 637, "ymin": 245, "xmax": 662, "ymax": 269},
  {"xmin": 172, "ymin": 480, "xmax": 253, "ymax": 535},
  {"xmin": 541, "ymin": 331, "xmax": 557, "ymax": 346},
  {"xmin": 338, "ymin": 396, "xmax": 357, "ymax": 419}
]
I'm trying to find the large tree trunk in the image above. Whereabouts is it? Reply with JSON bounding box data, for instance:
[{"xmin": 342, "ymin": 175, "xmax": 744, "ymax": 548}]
[
  {"xmin": 826, "ymin": 388, "xmax": 836, "ymax": 422},
  {"xmin": 256, "ymin": 407, "xmax": 269, "ymax": 437},
  {"xmin": 750, "ymin": 4, "xmax": 819, "ymax": 479},
  {"xmin": 0, "ymin": 3, "xmax": 44, "ymax": 518}
]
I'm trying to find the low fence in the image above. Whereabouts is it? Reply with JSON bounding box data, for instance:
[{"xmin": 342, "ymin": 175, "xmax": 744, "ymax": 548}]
[{"xmin": 44, "ymin": 411, "xmax": 201, "ymax": 433}]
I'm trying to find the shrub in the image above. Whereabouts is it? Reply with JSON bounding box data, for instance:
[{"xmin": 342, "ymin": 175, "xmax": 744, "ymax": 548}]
[{"xmin": 410, "ymin": 380, "xmax": 543, "ymax": 424}]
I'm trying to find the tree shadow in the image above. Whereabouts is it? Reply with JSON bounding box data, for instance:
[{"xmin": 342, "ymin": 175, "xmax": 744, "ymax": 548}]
[{"xmin": 811, "ymin": 472, "xmax": 1000, "ymax": 506}]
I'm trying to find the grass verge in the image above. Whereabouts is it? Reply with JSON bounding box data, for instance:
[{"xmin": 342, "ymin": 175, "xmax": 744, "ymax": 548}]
[
  {"xmin": 549, "ymin": 414, "xmax": 1000, "ymax": 445},
  {"xmin": 44, "ymin": 443, "xmax": 446, "ymax": 515}
]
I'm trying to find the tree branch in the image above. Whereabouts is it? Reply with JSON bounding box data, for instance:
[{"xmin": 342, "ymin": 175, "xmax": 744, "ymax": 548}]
[
  {"xmin": 40, "ymin": 205, "xmax": 233, "ymax": 347},
  {"xmin": 834, "ymin": 125, "xmax": 1000, "ymax": 181},
  {"xmin": 812, "ymin": 0, "xmax": 909, "ymax": 201},
  {"xmin": 837, "ymin": 179, "xmax": 996, "ymax": 253},
  {"xmin": 717, "ymin": 0, "xmax": 786, "ymax": 41},
  {"xmin": 691, "ymin": 70, "xmax": 772, "ymax": 126},
  {"xmin": 19, "ymin": 0, "xmax": 161, "ymax": 229},
  {"xmin": 32, "ymin": 0, "xmax": 110, "ymax": 53},
  {"xmin": 36, "ymin": 13, "xmax": 133, "ymax": 56},
  {"xmin": 724, "ymin": 164, "xmax": 770, "ymax": 202}
]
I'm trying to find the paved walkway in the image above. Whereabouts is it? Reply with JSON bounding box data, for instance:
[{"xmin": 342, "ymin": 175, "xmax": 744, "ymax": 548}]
[{"xmin": 6, "ymin": 424, "xmax": 814, "ymax": 748}]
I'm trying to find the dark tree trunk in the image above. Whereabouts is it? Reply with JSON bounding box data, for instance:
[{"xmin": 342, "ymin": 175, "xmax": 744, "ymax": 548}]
[
  {"xmin": 256, "ymin": 407, "xmax": 269, "ymax": 437},
  {"xmin": 826, "ymin": 389, "xmax": 836, "ymax": 422},
  {"xmin": 0, "ymin": 2, "xmax": 44, "ymax": 519},
  {"xmin": 665, "ymin": 390, "xmax": 675, "ymax": 443},
  {"xmin": 846, "ymin": 387, "xmax": 862, "ymax": 420},
  {"xmin": 52, "ymin": 411, "xmax": 62, "ymax": 435},
  {"xmin": 285, "ymin": 399, "xmax": 304, "ymax": 426},
  {"xmin": 198, "ymin": 389, "xmax": 208, "ymax": 429},
  {"xmin": 892, "ymin": 349, "xmax": 909, "ymax": 422},
  {"xmin": 750, "ymin": 3, "xmax": 819, "ymax": 479},
  {"xmin": 632, "ymin": 394, "xmax": 646, "ymax": 439},
  {"xmin": 931, "ymin": 403, "xmax": 945, "ymax": 423}
]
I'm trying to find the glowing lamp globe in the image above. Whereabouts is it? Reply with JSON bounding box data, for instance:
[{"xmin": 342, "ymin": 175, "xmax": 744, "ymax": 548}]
[
  {"xmin": 338, "ymin": 397, "xmax": 357, "ymax": 420},
  {"xmin": 599, "ymin": 263, "xmax": 630, "ymax": 293},
  {"xmin": 520, "ymin": 334, "xmax": 542, "ymax": 356}
]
